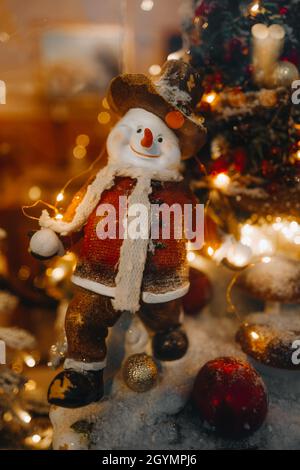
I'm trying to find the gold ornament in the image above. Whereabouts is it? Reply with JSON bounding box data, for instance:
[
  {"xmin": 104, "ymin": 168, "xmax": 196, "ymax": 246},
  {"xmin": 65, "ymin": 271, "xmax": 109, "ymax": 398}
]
[
  {"xmin": 227, "ymin": 90, "xmax": 246, "ymax": 108},
  {"xmin": 259, "ymin": 89, "xmax": 277, "ymax": 108},
  {"xmin": 123, "ymin": 353, "xmax": 158, "ymax": 393},
  {"xmin": 271, "ymin": 61, "xmax": 299, "ymax": 88}
]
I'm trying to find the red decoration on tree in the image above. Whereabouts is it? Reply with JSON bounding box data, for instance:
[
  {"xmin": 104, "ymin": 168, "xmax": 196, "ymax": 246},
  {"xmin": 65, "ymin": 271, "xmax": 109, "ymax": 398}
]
[
  {"xmin": 233, "ymin": 148, "xmax": 247, "ymax": 173},
  {"xmin": 194, "ymin": 1, "xmax": 215, "ymax": 18},
  {"xmin": 210, "ymin": 156, "xmax": 229, "ymax": 175},
  {"xmin": 261, "ymin": 159, "xmax": 275, "ymax": 178},
  {"xmin": 213, "ymin": 71, "xmax": 223, "ymax": 85},
  {"xmin": 183, "ymin": 268, "xmax": 212, "ymax": 315},
  {"xmin": 279, "ymin": 7, "xmax": 288, "ymax": 15},
  {"xmin": 192, "ymin": 357, "xmax": 268, "ymax": 437}
]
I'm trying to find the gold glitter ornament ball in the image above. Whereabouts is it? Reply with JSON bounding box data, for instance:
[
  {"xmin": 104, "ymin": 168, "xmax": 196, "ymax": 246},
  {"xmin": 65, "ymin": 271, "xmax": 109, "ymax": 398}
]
[{"xmin": 123, "ymin": 353, "xmax": 158, "ymax": 392}]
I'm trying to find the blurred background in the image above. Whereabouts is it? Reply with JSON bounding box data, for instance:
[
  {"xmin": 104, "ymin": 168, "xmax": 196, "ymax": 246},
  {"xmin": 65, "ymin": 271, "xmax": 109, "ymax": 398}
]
[{"xmin": 0, "ymin": 0, "xmax": 184, "ymax": 448}]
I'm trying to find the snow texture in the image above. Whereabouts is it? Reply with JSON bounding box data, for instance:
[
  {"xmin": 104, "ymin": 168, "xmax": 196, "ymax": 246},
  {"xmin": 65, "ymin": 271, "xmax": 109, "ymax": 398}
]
[
  {"xmin": 156, "ymin": 76, "xmax": 192, "ymax": 108},
  {"xmin": 50, "ymin": 259, "xmax": 300, "ymax": 451},
  {"xmin": 0, "ymin": 291, "xmax": 18, "ymax": 316},
  {"xmin": 240, "ymin": 256, "xmax": 300, "ymax": 301},
  {"xmin": 0, "ymin": 327, "xmax": 36, "ymax": 350}
]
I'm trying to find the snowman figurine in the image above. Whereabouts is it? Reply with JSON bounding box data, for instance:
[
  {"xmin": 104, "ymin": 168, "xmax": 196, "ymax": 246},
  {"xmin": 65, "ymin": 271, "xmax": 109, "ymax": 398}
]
[{"xmin": 29, "ymin": 60, "xmax": 206, "ymax": 408}]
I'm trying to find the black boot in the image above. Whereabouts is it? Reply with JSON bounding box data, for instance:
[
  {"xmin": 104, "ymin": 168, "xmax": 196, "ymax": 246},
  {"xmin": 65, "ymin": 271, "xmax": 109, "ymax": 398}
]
[
  {"xmin": 48, "ymin": 368, "xmax": 104, "ymax": 408},
  {"xmin": 152, "ymin": 327, "xmax": 188, "ymax": 361}
]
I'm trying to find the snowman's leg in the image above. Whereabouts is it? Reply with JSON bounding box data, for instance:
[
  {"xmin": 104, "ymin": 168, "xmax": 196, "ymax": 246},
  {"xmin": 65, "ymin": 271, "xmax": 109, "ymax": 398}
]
[
  {"xmin": 138, "ymin": 299, "xmax": 188, "ymax": 361},
  {"xmin": 48, "ymin": 286, "xmax": 121, "ymax": 408}
]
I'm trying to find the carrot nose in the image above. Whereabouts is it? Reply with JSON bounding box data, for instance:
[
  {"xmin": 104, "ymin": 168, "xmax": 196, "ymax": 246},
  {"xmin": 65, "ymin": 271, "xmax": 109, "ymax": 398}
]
[{"xmin": 141, "ymin": 128, "xmax": 153, "ymax": 148}]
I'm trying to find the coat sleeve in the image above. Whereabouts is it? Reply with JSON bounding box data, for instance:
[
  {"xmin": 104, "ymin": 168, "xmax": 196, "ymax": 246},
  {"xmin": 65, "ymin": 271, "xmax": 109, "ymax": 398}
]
[{"xmin": 59, "ymin": 175, "xmax": 96, "ymax": 249}]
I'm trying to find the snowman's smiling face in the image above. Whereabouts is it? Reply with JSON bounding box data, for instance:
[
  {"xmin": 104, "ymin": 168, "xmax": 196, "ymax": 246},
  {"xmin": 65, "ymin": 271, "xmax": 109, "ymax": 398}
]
[{"xmin": 107, "ymin": 108, "xmax": 181, "ymax": 172}]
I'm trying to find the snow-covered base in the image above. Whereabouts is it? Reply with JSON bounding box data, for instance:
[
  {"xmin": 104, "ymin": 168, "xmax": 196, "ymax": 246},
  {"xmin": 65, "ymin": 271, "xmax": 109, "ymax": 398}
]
[
  {"xmin": 49, "ymin": 258, "xmax": 300, "ymax": 450},
  {"xmin": 50, "ymin": 306, "xmax": 300, "ymax": 450}
]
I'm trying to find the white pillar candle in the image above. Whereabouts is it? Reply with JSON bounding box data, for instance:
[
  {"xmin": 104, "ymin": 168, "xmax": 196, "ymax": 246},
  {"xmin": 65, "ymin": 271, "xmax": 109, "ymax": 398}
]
[{"xmin": 252, "ymin": 23, "xmax": 285, "ymax": 88}]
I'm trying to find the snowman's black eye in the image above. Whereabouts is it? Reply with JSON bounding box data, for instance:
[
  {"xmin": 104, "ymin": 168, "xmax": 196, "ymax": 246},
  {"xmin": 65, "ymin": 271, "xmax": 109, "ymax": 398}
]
[
  {"xmin": 158, "ymin": 137, "xmax": 163, "ymax": 143},
  {"xmin": 137, "ymin": 127, "xmax": 143, "ymax": 134}
]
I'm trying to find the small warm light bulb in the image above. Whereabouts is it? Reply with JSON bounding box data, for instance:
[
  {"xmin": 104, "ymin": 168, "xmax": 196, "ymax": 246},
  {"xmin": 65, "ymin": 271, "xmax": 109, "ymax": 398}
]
[
  {"xmin": 207, "ymin": 246, "xmax": 214, "ymax": 257},
  {"xmin": 296, "ymin": 150, "xmax": 300, "ymax": 161},
  {"xmin": 56, "ymin": 192, "xmax": 64, "ymax": 202},
  {"xmin": 73, "ymin": 145, "xmax": 87, "ymax": 159},
  {"xmin": 213, "ymin": 173, "xmax": 230, "ymax": 190},
  {"xmin": 51, "ymin": 267, "xmax": 66, "ymax": 281},
  {"xmin": 31, "ymin": 434, "xmax": 41, "ymax": 444},
  {"xmin": 55, "ymin": 213, "xmax": 63, "ymax": 220},
  {"xmin": 250, "ymin": 1, "xmax": 260, "ymax": 14},
  {"xmin": 187, "ymin": 251, "xmax": 196, "ymax": 262},
  {"xmin": 242, "ymin": 224, "xmax": 253, "ymax": 236},
  {"xmin": 148, "ymin": 64, "xmax": 161, "ymax": 76},
  {"xmin": 3, "ymin": 411, "xmax": 13, "ymax": 422},
  {"xmin": 98, "ymin": 112, "xmax": 111, "ymax": 125},
  {"xmin": 250, "ymin": 331, "xmax": 259, "ymax": 340},
  {"xmin": 24, "ymin": 355, "xmax": 36, "ymax": 368},
  {"xmin": 262, "ymin": 256, "xmax": 271, "ymax": 264},
  {"xmin": 140, "ymin": 0, "xmax": 154, "ymax": 11},
  {"xmin": 28, "ymin": 186, "xmax": 41, "ymax": 201},
  {"xmin": 19, "ymin": 410, "xmax": 31, "ymax": 424},
  {"xmin": 76, "ymin": 134, "xmax": 90, "ymax": 147},
  {"xmin": 167, "ymin": 50, "xmax": 182, "ymax": 61},
  {"xmin": 204, "ymin": 91, "xmax": 217, "ymax": 104}
]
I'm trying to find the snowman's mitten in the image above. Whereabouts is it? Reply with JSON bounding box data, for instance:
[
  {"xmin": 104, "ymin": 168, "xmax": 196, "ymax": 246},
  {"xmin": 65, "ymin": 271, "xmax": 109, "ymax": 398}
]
[{"xmin": 29, "ymin": 229, "xmax": 65, "ymax": 260}]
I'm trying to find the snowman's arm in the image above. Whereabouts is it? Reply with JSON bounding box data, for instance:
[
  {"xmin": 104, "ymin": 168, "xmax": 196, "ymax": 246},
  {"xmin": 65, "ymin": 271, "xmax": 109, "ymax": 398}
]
[
  {"xmin": 60, "ymin": 229, "xmax": 84, "ymax": 251},
  {"xmin": 57, "ymin": 175, "xmax": 99, "ymax": 248},
  {"xmin": 29, "ymin": 226, "xmax": 84, "ymax": 261},
  {"xmin": 61, "ymin": 175, "xmax": 95, "ymax": 225},
  {"xmin": 30, "ymin": 177, "xmax": 96, "ymax": 259}
]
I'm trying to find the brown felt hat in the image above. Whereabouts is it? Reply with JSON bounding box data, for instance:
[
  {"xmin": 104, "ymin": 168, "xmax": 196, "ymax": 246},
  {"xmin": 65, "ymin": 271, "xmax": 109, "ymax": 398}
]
[{"xmin": 107, "ymin": 59, "xmax": 207, "ymax": 159}]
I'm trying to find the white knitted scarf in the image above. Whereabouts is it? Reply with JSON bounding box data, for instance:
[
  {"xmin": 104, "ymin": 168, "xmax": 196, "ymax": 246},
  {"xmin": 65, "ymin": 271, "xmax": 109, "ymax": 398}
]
[{"xmin": 39, "ymin": 163, "xmax": 182, "ymax": 313}]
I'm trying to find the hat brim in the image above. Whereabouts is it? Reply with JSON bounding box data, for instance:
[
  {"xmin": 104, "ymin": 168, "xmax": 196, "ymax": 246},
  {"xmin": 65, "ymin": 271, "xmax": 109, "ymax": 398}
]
[{"xmin": 107, "ymin": 74, "xmax": 206, "ymax": 159}]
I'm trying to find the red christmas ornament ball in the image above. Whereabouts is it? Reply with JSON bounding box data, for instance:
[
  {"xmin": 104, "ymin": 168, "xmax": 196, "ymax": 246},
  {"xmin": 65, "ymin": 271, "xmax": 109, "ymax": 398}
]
[
  {"xmin": 192, "ymin": 357, "xmax": 268, "ymax": 437},
  {"xmin": 183, "ymin": 268, "xmax": 212, "ymax": 315}
]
